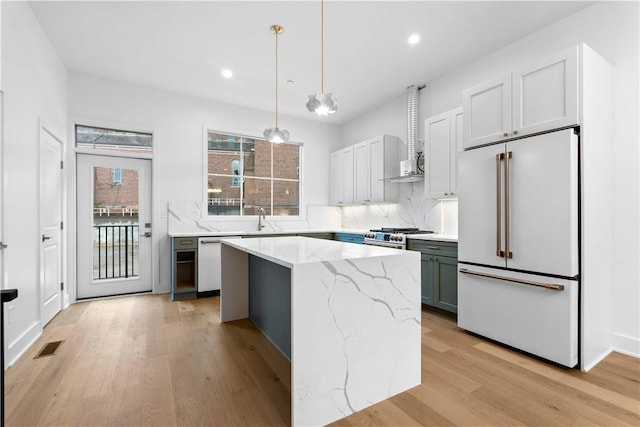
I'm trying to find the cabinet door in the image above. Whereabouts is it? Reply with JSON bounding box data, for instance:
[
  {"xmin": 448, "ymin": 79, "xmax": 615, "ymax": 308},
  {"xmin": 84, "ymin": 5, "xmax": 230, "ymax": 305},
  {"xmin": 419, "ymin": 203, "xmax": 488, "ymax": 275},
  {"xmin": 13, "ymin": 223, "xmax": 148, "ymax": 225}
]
[
  {"xmin": 433, "ymin": 256, "xmax": 458, "ymax": 313},
  {"xmin": 342, "ymin": 147, "xmax": 354, "ymax": 204},
  {"xmin": 424, "ymin": 112, "xmax": 451, "ymax": 199},
  {"xmin": 449, "ymin": 107, "xmax": 463, "ymax": 196},
  {"xmin": 329, "ymin": 150, "xmax": 343, "ymax": 205},
  {"xmin": 463, "ymin": 74, "xmax": 511, "ymax": 149},
  {"xmin": 353, "ymin": 141, "xmax": 370, "ymax": 203},
  {"xmin": 506, "ymin": 129, "xmax": 578, "ymax": 277},
  {"xmin": 368, "ymin": 137, "xmax": 385, "ymax": 202},
  {"xmin": 512, "ymin": 46, "xmax": 579, "ymax": 138},
  {"xmin": 421, "ymin": 254, "xmax": 434, "ymax": 305}
]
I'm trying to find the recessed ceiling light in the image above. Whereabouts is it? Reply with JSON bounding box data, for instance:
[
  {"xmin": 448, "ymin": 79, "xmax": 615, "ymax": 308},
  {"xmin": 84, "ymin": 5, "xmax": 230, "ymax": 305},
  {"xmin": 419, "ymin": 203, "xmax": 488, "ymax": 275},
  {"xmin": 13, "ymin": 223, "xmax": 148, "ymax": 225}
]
[
  {"xmin": 222, "ymin": 69, "xmax": 233, "ymax": 79},
  {"xmin": 408, "ymin": 34, "xmax": 420, "ymax": 45}
]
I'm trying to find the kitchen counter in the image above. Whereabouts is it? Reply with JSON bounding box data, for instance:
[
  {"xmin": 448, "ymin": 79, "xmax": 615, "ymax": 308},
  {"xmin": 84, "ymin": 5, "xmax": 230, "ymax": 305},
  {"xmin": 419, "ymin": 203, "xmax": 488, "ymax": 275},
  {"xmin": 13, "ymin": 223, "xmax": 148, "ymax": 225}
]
[
  {"xmin": 220, "ymin": 236, "xmax": 421, "ymax": 426},
  {"xmin": 408, "ymin": 233, "xmax": 458, "ymax": 243},
  {"xmin": 167, "ymin": 229, "xmax": 369, "ymax": 238}
]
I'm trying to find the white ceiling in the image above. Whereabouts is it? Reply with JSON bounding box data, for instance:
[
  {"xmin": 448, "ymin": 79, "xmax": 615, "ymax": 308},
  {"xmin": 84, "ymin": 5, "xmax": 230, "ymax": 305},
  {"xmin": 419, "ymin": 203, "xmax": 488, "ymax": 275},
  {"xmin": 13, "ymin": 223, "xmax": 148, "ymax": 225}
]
[{"xmin": 29, "ymin": 1, "xmax": 594, "ymax": 125}]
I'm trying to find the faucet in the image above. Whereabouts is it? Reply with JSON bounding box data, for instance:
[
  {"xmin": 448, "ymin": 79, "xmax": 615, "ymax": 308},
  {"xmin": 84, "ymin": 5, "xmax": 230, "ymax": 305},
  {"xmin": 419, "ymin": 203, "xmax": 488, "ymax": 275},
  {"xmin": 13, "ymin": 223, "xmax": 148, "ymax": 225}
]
[{"xmin": 258, "ymin": 207, "xmax": 266, "ymax": 231}]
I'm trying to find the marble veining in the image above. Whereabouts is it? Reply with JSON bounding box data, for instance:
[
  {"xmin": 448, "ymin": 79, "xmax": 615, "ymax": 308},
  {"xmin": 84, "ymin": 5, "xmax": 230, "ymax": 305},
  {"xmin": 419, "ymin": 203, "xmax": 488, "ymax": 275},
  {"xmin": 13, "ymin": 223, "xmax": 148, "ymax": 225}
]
[{"xmin": 220, "ymin": 237, "xmax": 421, "ymax": 426}]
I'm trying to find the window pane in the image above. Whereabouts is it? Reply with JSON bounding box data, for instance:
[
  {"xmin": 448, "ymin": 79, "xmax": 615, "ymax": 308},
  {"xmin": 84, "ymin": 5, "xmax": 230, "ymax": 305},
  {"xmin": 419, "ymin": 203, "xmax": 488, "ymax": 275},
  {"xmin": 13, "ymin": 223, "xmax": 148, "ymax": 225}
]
[
  {"xmin": 273, "ymin": 143, "xmax": 300, "ymax": 180},
  {"xmin": 273, "ymin": 180, "xmax": 299, "ymax": 216},
  {"xmin": 76, "ymin": 125, "xmax": 152, "ymax": 153},
  {"xmin": 207, "ymin": 175, "xmax": 241, "ymax": 215},
  {"xmin": 243, "ymin": 178, "xmax": 271, "ymax": 216},
  {"xmin": 93, "ymin": 166, "xmax": 139, "ymax": 280},
  {"xmin": 251, "ymin": 140, "xmax": 271, "ymax": 178}
]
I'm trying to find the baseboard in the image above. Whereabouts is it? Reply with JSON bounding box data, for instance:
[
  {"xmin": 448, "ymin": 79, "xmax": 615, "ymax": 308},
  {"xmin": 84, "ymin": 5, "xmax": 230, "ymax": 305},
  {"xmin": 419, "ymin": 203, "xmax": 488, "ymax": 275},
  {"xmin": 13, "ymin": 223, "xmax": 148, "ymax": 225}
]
[
  {"xmin": 7, "ymin": 321, "xmax": 42, "ymax": 368},
  {"xmin": 613, "ymin": 333, "xmax": 640, "ymax": 358}
]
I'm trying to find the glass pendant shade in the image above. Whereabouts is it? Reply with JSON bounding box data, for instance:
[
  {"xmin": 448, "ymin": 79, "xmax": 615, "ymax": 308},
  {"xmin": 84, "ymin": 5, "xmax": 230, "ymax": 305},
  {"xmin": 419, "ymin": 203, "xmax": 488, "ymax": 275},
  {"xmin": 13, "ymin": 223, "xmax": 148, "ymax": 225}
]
[
  {"xmin": 306, "ymin": 92, "xmax": 339, "ymax": 116},
  {"xmin": 263, "ymin": 127, "xmax": 290, "ymax": 143}
]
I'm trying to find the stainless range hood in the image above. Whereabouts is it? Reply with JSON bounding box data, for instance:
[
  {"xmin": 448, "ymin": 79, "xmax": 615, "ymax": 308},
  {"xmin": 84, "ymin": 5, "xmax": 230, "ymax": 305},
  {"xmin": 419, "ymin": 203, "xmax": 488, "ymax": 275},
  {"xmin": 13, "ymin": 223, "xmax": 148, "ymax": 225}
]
[{"xmin": 383, "ymin": 84, "xmax": 425, "ymax": 183}]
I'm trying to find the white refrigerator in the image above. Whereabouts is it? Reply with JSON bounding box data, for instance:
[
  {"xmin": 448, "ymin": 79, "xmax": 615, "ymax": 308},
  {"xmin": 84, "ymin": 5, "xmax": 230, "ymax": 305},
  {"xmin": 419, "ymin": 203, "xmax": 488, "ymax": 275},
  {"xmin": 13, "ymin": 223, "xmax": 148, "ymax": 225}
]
[{"xmin": 457, "ymin": 128, "xmax": 579, "ymax": 367}]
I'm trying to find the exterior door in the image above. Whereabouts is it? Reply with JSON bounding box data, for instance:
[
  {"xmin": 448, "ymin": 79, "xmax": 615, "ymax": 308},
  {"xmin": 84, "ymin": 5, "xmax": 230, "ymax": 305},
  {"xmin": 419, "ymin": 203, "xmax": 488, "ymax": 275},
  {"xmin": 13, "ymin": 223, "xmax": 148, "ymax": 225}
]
[
  {"xmin": 76, "ymin": 154, "xmax": 152, "ymax": 299},
  {"xmin": 40, "ymin": 127, "xmax": 63, "ymax": 326}
]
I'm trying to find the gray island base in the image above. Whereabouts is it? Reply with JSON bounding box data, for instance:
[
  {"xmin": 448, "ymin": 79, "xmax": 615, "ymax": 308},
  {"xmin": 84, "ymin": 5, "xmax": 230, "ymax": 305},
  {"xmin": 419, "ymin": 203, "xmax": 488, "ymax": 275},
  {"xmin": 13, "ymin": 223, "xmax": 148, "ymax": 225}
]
[{"xmin": 220, "ymin": 236, "xmax": 422, "ymax": 426}]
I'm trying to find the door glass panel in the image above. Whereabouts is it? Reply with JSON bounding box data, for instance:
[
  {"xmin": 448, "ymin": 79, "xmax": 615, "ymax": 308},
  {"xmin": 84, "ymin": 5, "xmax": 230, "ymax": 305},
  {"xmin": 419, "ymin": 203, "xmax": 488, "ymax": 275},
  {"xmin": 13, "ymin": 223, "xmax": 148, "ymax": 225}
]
[{"xmin": 93, "ymin": 166, "xmax": 139, "ymax": 280}]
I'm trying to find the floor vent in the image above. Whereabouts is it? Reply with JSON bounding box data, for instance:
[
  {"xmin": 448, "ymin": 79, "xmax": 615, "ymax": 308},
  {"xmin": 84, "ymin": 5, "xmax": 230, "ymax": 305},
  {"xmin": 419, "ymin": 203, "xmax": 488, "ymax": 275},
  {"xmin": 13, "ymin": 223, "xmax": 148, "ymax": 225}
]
[{"xmin": 34, "ymin": 340, "xmax": 63, "ymax": 359}]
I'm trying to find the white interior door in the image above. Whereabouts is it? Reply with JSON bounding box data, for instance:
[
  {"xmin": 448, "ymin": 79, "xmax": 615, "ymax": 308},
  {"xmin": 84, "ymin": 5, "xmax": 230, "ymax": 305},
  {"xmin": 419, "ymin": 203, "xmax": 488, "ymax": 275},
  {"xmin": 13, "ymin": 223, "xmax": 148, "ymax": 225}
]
[
  {"xmin": 76, "ymin": 154, "xmax": 152, "ymax": 299},
  {"xmin": 40, "ymin": 127, "xmax": 63, "ymax": 326}
]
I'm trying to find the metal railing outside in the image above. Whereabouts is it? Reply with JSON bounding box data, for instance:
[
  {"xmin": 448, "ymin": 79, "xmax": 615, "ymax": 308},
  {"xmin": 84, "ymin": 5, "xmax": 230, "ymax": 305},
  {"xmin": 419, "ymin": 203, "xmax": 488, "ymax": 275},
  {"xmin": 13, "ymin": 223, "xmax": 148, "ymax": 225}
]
[{"xmin": 93, "ymin": 224, "xmax": 139, "ymax": 280}]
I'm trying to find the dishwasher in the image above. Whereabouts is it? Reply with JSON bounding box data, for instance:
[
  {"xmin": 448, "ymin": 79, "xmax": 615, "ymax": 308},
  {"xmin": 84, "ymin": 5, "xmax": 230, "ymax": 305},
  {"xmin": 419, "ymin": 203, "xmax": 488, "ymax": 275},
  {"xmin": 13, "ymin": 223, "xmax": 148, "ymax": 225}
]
[{"xmin": 198, "ymin": 236, "xmax": 242, "ymax": 295}]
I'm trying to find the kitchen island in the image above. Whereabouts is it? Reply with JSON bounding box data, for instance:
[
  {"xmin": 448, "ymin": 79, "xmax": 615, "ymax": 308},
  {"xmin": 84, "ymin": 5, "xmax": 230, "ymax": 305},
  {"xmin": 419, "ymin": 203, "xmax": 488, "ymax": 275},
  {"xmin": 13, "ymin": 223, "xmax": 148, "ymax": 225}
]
[{"xmin": 220, "ymin": 236, "xmax": 421, "ymax": 426}]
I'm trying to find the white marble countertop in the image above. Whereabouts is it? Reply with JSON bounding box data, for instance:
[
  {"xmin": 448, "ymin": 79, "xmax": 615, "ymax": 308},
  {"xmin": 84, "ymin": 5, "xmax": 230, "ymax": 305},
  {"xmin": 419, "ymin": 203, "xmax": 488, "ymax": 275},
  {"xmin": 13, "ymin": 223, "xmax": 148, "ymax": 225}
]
[
  {"xmin": 220, "ymin": 235, "xmax": 411, "ymax": 269},
  {"xmin": 168, "ymin": 229, "xmax": 368, "ymax": 238},
  {"xmin": 408, "ymin": 233, "xmax": 458, "ymax": 243}
]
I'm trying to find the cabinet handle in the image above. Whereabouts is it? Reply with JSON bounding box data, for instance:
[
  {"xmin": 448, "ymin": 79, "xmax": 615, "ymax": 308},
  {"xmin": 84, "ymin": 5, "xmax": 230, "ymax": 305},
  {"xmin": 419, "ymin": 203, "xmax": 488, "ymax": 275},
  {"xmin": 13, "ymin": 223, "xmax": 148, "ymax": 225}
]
[
  {"xmin": 513, "ymin": 130, "xmax": 518, "ymax": 135},
  {"xmin": 460, "ymin": 268, "xmax": 565, "ymax": 291},
  {"xmin": 426, "ymin": 246, "xmax": 440, "ymax": 250},
  {"xmin": 42, "ymin": 235, "xmax": 52, "ymax": 242},
  {"xmin": 503, "ymin": 133, "xmax": 508, "ymax": 137}
]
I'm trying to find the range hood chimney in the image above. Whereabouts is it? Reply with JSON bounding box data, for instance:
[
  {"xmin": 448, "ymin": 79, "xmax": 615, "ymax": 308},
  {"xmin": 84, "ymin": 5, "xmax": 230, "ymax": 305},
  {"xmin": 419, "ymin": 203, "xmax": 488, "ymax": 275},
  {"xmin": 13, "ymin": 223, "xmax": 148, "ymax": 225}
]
[{"xmin": 406, "ymin": 84, "xmax": 425, "ymax": 175}]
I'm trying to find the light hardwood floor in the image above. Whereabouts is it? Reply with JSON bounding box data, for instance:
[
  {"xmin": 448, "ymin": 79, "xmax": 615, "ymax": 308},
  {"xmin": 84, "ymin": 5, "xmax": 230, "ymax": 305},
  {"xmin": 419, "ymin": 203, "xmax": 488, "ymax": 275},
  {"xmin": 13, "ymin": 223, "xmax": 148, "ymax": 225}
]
[{"xmin": 5, "ymin": 294, "xmax": 639, "ymax": 426}]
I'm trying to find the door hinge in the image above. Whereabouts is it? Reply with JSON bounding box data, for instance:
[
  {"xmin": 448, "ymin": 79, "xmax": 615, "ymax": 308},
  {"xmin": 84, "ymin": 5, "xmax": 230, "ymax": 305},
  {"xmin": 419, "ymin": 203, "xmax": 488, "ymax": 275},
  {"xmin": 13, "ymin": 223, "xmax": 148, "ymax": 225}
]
[
  {"xmin": 60, "ymin": 221, "xmax": 64, "ymax": 230},
  {"xmin": 60, "ymin": 160, "xmax": 64, "ymax": 169},
  {"xmin": 60, "ymin": 282, "xmax": 64, "ymax": 291}
]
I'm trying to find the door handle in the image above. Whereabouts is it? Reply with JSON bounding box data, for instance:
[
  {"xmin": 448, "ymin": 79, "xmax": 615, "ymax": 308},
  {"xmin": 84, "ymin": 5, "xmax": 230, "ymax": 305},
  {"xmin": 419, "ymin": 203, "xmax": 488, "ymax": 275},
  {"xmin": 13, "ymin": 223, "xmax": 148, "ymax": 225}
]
[
  {"xmin": 42, "ymin": 234, "xmax": 52, "ymax": 242},
  {"xmin": 0, "ymin": 241, "xmax": 7, "ymax": 250},
  {"xmin": 505, "ymin": 151, "xmax": 513, "ymax": 259},
  {"xmin": 460, "ymin": 268, "xmax": 565, "ymax": 291},
  {"xmin": 143, "ymin": 232, "xmax": 152, "ymax": 238},
  {"xmin": 496, "ymin": 153, "xmax": 504, "ymax": 257}
]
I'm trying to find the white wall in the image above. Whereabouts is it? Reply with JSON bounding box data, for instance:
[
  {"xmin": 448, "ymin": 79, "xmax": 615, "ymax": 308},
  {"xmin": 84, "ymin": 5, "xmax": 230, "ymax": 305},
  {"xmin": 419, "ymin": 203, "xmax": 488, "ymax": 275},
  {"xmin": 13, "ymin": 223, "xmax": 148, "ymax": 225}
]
[
  {"xmin": 69, "ymin": 74, "xmax": 342, "ymax": 296},
  {"xmin": 2, "ymin": 2, "xmax": 68, "ymax": 366},
  {"xmin": 341, "ymin": 1, "xmax": 640, "ymax": 357}
]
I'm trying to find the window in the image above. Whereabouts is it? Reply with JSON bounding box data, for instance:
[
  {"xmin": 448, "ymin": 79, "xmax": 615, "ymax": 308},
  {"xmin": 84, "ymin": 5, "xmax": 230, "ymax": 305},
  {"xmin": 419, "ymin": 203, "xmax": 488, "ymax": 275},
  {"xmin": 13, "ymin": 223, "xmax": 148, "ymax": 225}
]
[
  {"xmin": 206, "ymin": 131, "xmax": 300, "ymax": 216},
  {"xmin": 76, "ymin": 125, "xmax": 152, "ymax": 154},
  {"xmin": 110, "ymin": 168, "xmax": 123, "ymax": 185}
]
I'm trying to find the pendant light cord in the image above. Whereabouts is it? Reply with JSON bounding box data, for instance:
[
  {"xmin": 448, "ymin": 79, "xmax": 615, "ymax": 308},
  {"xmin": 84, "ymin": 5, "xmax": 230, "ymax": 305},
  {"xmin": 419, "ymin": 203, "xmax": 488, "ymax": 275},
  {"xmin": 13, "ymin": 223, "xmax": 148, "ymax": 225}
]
[
  {"xmin": 275, "ymin": 29, "xmax": 279, "ymax": 128},
  {"xmin": 321, "ymin": 0, "xmax": 324, "ymax": 94}
]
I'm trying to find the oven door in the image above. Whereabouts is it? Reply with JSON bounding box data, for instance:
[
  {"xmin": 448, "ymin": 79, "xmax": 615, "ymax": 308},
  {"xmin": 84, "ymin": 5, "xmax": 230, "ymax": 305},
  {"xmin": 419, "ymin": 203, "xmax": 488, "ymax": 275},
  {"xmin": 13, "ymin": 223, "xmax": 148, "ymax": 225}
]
[{"xmin": 363, "ymin": 240, "xmax": 405, "ymax": 250}]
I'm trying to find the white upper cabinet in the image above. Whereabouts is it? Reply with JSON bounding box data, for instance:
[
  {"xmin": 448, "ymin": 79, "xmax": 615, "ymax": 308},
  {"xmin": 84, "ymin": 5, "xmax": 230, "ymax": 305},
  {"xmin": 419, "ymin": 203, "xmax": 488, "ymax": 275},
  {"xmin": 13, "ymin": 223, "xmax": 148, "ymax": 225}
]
[
  {"xmin": 329, "ymin": 146, "xmax": 354, "ymax": 205},
  {"xmin": 463, "ymin": 75, "xmax": 511, "ymax": 149},
  {"xmin": 512, "ymin": 46, "xmax": 579, "ymax": 137},
  {"xmin": 463, "ymin": 46, "xmax": 579, "ymax": 149},
  {"xmin": 424, "ymin": 107, "xmax": 463, "ymax": 199},
  {"xmin": 331, "ymin": 135, "xmax": 400, "ymax": 205},
  {"xmin": 354, "ymin": 135, "xmax": 400, "ymax": 204}
]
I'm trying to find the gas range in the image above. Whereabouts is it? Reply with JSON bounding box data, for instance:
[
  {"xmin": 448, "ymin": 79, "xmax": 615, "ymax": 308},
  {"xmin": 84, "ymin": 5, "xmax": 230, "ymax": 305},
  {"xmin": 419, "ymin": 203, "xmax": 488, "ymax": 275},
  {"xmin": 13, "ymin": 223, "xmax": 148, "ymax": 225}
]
[{"xmin": 363, "ymin": 228, "xmax": 434, "ymax": 249}]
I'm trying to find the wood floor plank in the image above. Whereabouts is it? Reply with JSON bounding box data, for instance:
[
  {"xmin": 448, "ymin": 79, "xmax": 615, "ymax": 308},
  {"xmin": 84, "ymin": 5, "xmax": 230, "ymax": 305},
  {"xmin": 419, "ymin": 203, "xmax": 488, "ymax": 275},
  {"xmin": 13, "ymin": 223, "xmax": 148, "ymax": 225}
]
[{"xmin": 5, "ymin": 294, "xmax": 639, "ymax": 427}]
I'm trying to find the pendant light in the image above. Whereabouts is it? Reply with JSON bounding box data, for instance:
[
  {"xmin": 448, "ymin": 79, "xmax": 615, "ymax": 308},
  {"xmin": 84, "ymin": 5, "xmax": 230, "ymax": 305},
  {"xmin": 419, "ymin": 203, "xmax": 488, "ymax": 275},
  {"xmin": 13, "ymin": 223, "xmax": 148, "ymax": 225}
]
[
  {"xmin": 263, "ymin": 25, "xmax": 290, "ymax": 143},
  {"xmin": 306, "ymin": 0, "xmax": 338, "ymax": 116}
]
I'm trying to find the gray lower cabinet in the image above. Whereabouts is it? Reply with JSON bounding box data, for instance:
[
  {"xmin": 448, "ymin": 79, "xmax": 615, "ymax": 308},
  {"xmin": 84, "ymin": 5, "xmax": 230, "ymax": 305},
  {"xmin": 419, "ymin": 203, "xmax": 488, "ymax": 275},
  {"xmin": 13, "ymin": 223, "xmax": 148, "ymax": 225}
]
[
  {"xmin": 408, "ymin": 239, "xmax": 458, "ymax": 314},
  {"xmin": 334, "ymin": 232, "xmax": 364, "ymax": 244}
]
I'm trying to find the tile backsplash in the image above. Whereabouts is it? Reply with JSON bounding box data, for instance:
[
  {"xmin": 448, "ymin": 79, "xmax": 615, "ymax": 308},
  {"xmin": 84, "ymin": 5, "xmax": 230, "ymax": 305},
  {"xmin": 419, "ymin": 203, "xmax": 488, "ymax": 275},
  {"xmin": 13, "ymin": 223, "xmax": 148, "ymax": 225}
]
[{"xmin": 340, "ymin": 181, "xmax": 458, "ymax": 234}]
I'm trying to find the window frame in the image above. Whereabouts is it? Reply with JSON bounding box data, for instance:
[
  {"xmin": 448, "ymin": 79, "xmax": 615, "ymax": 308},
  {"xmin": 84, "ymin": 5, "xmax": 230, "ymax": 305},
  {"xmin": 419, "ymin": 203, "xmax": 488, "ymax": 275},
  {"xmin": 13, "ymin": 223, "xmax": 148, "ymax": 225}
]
[{"xmin": 202, "ymin": 126, "xmax": 303, "ymax": 219}]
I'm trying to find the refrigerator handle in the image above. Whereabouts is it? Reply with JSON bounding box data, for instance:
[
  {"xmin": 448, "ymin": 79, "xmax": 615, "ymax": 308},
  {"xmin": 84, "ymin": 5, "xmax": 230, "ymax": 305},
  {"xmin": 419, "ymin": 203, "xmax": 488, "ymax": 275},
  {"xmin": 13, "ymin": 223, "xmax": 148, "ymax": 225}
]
[
  {"xmin": 496, "ymin": 153, "xmax": 504, "ymax": 257},
  {"xmin": 505, "ymin": 151, "xmax": 513, "ymax": 258},
  {"xmin": 459, "ymin": 268, "xmax": 565, "ymax": 291}
]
